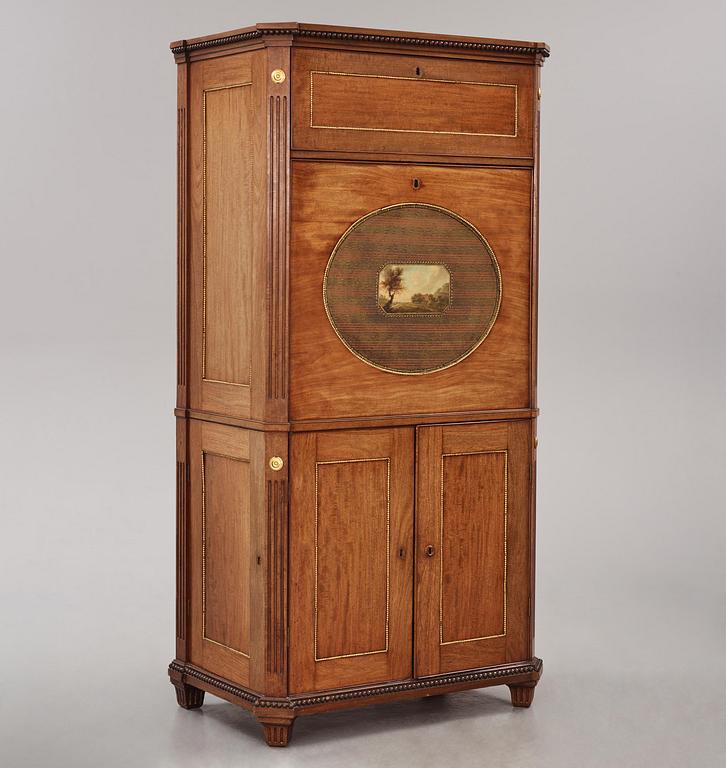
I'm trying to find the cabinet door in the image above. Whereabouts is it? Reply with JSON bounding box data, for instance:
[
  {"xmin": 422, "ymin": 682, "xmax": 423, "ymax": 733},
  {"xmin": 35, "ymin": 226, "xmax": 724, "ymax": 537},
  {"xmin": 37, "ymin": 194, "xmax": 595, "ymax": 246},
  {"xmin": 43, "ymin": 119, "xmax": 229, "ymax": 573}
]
[
  {"xmin": 289, "ymin": 428, "xmax": 414, "ymax": 693},
  {"xmin": 415, "ymin": 421, "xmax": 532, "ymax": 676}
]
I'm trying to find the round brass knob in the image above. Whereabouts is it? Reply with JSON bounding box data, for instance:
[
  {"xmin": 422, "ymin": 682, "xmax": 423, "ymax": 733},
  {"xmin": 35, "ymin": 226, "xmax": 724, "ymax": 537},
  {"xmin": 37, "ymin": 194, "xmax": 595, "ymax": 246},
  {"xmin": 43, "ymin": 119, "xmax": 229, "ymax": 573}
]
[
  {"xmin": 271, "ymin": 68, "xmax": 286, "ymax": 84},
  {"xmin": 269, "ymin": 456, "xmax": 284, "ymax": 471}
]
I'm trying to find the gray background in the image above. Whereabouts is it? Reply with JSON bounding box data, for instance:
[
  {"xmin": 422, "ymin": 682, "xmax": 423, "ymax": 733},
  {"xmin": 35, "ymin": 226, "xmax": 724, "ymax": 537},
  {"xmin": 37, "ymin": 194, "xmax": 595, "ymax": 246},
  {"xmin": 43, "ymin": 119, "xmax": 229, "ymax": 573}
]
[{"xmin": 1, "ymin": 0, "xmax": 725, "ymax": 766}]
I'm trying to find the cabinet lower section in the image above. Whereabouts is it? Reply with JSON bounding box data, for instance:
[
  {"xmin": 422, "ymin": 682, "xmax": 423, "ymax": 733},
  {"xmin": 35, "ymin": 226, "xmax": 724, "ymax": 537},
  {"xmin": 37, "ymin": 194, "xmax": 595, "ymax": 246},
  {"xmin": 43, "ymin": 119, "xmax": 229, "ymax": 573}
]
[
  {"xmin": 174, "ymin": 416, "xmax": 537, "ymax": 746},
  {"xmin": 169, "ymin": 656, "xmax": 543, "ymax": 746},
  {"xmin": 289, "ymin": 421, "xmax": 533, "ymax": 692}
]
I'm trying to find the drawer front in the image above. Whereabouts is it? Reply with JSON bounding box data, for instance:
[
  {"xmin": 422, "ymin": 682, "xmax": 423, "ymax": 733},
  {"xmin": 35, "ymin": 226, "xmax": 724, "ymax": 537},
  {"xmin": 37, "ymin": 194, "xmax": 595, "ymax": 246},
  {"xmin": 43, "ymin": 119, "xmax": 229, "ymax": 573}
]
[{"xmin": 292, "ymin": 48, "xmax": 535, "ymax": 158}]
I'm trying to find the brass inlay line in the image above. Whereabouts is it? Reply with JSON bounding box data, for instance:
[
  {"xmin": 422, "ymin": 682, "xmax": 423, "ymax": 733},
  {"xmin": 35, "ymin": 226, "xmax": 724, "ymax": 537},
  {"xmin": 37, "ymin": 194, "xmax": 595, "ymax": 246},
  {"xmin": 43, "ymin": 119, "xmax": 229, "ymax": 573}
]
[
  {"xmin": 314, "ymin": 457, "xmax": 391, "ymax": 661},
  {"xmin": 310, "ymin": 70, "xmax": 518, "ymax": 138},
  {"xmin": 201, "ymin": 450, "xmax": 251, "ymax": 659},
  {"xmin": 202, "ymin": 82, "xmax": 253, "ymax": 388},
  {"xmin": 322, "ymin": 202, "xmax": 503, "ymax": 376},
  {"xmin": 439, "ymin": 450, "xmax": 508, "ymax": 645}
]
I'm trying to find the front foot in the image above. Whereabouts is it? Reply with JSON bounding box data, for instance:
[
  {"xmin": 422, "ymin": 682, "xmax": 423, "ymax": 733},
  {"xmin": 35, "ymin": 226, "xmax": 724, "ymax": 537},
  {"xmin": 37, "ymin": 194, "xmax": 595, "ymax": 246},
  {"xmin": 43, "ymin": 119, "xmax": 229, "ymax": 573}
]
[
  {"xmin": 508, "ymin": 682, "xmax": 536, "ymax": 708},
  {"xmin": 255, "ymin": 707, "xmax": 295, "ymax": 747},
  {"xmin": 173, "ymin": 681, "xmax": 205, "ymax": 709}
]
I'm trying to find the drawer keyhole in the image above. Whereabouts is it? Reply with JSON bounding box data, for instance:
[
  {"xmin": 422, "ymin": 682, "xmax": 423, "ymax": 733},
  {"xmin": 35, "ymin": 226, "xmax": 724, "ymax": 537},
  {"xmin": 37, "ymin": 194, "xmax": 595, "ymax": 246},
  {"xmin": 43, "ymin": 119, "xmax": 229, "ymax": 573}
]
[
  {"xmin": 415, "ymin": 66, "xmax": 422, "ymax": 77},
  {"xmin": 412, "ymin": 178, "xmax": 421, "ymax": 190}
]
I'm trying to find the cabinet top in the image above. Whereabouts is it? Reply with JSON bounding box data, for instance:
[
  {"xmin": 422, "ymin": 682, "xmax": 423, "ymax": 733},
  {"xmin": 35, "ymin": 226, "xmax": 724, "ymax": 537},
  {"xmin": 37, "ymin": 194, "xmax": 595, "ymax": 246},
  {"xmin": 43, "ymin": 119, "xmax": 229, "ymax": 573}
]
[{"xmin": 170, "ymin": 21, "xmax": 549, "ymax": 64}]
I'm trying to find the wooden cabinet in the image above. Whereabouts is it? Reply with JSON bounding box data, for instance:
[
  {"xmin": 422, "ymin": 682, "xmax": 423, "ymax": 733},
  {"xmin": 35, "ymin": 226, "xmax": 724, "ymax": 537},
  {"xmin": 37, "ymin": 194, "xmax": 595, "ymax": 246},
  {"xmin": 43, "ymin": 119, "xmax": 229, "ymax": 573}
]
[{"xmin": 169, "ymin": 22, "xmax": 548, "ymax": 747}]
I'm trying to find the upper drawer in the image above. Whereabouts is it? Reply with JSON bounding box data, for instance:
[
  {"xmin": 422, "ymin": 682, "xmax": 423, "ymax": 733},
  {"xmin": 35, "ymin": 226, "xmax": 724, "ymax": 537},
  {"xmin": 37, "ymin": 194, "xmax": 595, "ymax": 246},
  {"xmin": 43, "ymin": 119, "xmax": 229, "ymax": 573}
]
[{"xmin": 291, "ymin": 48, "xmax": 535, "ymax": 159}]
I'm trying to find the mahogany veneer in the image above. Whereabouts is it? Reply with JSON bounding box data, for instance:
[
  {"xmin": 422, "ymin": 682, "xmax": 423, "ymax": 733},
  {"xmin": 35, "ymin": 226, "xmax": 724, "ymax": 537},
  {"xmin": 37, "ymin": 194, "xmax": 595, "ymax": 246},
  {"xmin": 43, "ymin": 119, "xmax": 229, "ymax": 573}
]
[{"xmin": 170, "ymin": 21, "xmax": 548, "ymax": 747}]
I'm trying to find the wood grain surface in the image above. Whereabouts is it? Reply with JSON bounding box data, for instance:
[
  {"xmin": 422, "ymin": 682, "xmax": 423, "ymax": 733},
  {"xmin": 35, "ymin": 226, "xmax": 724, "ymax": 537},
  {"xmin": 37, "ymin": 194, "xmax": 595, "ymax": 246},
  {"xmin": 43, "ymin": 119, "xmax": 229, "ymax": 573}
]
[
  {"xmin": 290, "ymin": 161, "xmax": 532, "ymax": 420},
  {"xmin": 289, "ymin": 428, "xmax": 414, "ymax": 693},
  {"xmin": 292, "ymin": 48, "xmax": 534, "ymax": 158},
  {"xmin": 415, "ymin": 421, "xmax": 532, "ymax": 676}
]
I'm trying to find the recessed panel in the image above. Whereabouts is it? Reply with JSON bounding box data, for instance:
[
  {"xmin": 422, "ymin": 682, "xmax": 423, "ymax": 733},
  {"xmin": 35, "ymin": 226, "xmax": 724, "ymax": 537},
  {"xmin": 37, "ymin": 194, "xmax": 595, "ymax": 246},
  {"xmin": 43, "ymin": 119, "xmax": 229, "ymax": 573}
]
[
  {"xmin": 441, "ymin": 451, "xmax": 507, "ymax": 644},
  {"xmin": 310, "ymin": 71, "xmax": 517, "ymax": 137},
  {"xmin": 202, "ymin": 452, "xmax": 251, "ymax": 657},
  {"xmin": 203, "ymin": 84, "xmax": 253, "ymax": 386},
  {"xmin": 315, "ymin": 459, "xmax": 389, "ymax": 660}
]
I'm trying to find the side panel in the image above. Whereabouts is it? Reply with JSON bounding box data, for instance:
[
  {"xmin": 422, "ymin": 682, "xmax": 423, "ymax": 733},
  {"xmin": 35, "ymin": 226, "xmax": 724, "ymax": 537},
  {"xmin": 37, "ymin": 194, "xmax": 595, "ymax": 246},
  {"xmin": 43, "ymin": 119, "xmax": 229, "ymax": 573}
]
[
  {"xmin": 187, "ymin": 421, "xmax": 266, "ymax": 688},
  {"xmin": 289, "ymin": 428, "xmax": 414, "ymax": 693},
  {"xmin": 186, "ymin": 50, "xmax": 270, "ymax": 420},
  {"xmin": 415, "ymin": 420, "xmax": 532, "ymax": 676}
]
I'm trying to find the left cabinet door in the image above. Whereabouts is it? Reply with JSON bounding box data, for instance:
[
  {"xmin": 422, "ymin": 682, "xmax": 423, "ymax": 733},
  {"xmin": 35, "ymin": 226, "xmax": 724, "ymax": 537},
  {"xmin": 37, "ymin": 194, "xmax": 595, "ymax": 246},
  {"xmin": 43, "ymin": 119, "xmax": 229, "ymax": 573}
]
[
  {"xmin": 289, "ymin": 428, "xmax": 415, "ymax": 693},
  {"xmin": 187, "ymin": 420, "xmax": 263, "ymax": 688}
]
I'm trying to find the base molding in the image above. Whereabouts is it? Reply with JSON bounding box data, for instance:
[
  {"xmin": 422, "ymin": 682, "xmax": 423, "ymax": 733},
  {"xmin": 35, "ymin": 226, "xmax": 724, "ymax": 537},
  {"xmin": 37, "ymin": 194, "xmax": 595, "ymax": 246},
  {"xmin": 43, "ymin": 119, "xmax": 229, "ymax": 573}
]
[
  {"xmin": 169, "ymin": 656, "xmax": 542, "ymax": 715},
  {"xmin": 170, "ymin": 657, "xmax": 542, "ymax": 746}
]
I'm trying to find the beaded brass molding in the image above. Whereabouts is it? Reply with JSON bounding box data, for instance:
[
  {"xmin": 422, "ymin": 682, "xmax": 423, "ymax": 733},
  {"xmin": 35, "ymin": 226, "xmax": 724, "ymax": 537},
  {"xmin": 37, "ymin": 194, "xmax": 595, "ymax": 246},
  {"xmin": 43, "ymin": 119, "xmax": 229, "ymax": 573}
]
[
  {"xmin": 310, "ymin": 71, "xmax": 518, "ymax": 138},
  {"xmin": 201, "ymin": 82, "xmax": 253, "ymax": 388},
  {"xmin": 439, "ymin": 450, "xmax": 508, "ymax": 645},
  {"xmin": 201, "ymin": 450, "xmax": 251, "ymax": 658},
  {"xmin": 314, "ymin": 457, "xmax": 391, "ymax": 661}
]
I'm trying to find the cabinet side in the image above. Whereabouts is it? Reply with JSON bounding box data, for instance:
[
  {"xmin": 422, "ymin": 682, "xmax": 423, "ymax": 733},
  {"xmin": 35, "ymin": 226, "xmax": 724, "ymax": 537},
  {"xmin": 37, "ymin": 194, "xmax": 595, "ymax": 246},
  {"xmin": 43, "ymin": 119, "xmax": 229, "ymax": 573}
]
[
  {"xmin": 175, "ymin": 48, "xmax": 191, "ymax": 661},
  {"xmin": 180, "ymin": 47, "xmax": 286, "ymax": 424}
]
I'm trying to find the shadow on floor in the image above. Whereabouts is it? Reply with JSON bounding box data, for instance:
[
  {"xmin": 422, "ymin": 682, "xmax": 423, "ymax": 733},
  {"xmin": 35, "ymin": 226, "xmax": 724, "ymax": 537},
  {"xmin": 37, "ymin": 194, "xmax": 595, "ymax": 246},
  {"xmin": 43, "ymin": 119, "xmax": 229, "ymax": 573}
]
[{"xmin": 196, "ymin": 686, "xmax": 515, "ymax": 747}]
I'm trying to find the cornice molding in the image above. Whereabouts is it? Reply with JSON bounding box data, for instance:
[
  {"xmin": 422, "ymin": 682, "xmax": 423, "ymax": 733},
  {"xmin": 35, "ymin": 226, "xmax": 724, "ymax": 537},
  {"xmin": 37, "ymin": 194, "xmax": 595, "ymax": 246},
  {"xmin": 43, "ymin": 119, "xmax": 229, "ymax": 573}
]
[{"xmin": 170, "ymin": 26, "xmax": 550, "ymax": 62}]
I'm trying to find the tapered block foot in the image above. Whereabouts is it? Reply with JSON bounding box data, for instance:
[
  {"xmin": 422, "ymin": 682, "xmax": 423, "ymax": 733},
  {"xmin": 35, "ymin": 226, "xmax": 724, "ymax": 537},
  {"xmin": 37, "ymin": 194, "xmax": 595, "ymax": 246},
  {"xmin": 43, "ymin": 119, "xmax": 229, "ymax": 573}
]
[
  {"xmin": 173, "ymin": 681, "xmax": 205, "ymax": 709},
  {"xmin": 508, "ymin": 682, "xmax": 536, "ymax": 708},
  {"xmin": 262, "ymin": 721, "xmax": 294, "ymax": 747},
  {"xmin": 255, "ymin": 707, "xmax": 296, "ymax": 747}
]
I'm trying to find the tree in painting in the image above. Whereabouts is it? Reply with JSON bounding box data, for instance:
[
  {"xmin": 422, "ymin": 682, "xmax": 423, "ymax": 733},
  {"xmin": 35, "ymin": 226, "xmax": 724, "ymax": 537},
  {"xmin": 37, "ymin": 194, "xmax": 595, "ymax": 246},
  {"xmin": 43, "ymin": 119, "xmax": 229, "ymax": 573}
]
[{"xmin": 380, "ymin": 266, "xmax": 405, "ymax": 312}]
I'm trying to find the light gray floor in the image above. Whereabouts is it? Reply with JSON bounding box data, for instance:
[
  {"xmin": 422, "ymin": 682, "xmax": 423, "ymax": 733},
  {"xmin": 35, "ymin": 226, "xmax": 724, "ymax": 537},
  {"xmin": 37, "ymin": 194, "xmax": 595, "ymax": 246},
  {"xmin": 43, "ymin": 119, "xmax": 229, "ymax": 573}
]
[{"xmin": 1, "ymin": 355, "xmax": 725, "ymax": 767}]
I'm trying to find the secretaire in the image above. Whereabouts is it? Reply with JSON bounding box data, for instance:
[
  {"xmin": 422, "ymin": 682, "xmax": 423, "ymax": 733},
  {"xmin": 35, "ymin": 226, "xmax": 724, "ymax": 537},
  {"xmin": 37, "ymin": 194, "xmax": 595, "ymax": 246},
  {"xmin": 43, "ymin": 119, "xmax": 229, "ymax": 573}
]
[{"xmin": 168, "ymin": 22, "xmax": 549, "ymax": 747}]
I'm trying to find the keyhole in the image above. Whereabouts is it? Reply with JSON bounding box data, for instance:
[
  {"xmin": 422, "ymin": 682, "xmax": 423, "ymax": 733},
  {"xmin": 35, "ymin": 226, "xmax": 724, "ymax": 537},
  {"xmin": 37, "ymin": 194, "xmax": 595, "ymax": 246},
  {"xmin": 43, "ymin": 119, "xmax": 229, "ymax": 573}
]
[
  {"xmin": 415, "ymin": 66, "xmax": 422, "ymax": 77},
  {"xmin": 412, "ymin": 178, "xmax": 421, "ymax": 190}
]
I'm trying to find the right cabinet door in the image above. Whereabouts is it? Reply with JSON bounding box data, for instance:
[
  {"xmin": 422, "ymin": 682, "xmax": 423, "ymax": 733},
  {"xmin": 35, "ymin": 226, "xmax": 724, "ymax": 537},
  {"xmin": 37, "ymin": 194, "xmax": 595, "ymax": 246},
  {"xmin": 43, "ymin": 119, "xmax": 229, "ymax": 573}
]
[{"xmin": 415, "ymin": 420, "xmax": 533, "ymax": 676}]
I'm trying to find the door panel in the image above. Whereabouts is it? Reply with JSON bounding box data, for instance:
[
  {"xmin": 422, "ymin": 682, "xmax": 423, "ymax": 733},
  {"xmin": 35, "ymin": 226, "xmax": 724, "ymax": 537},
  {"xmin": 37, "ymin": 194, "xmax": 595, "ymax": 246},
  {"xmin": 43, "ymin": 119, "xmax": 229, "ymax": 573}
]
[
  {"xmin": 415, "ymin": 421, "xmax": 531, "ymax": 676},
  {"xmin": 289, "ymin": 162, "xmax": 532, "ymax": 421},
  {"xmin": 289, "ymin": 428, "xmax": 414, "ymax": 693}
]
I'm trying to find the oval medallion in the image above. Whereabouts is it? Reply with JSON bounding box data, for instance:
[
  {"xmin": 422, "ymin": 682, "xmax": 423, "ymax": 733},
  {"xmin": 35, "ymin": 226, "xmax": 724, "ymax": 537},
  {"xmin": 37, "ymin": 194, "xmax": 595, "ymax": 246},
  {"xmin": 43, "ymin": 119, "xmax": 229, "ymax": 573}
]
[{"xmin": 323, "ymin": 203, "xmax": 502, "ymax": 375}]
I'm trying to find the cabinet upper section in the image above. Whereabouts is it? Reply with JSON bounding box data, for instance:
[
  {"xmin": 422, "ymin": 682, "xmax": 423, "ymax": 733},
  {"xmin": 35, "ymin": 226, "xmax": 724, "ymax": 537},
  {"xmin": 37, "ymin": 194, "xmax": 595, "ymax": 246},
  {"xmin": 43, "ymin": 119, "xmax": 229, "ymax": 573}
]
[
  {"xmin": 171, "ymin": 23, "xmax": 548, "ymax": 162},
  {"xmin": 173, "ymin": 24, "xmax": 547, "ymax": 428}
]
